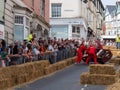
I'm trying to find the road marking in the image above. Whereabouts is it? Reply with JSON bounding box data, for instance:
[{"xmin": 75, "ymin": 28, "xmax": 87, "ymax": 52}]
[
  {"xmin": 81, "ymin": 88, "xmax": 85, "ymax": 90},
  {"xmin": 84, "ymin": 84, "xmax": 87, "ymax": 87}
]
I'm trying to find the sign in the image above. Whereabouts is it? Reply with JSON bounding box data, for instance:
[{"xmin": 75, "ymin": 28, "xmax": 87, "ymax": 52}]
[{"xmin": 0, "ymin": 24, "xmax": 4, "ymax": 39}]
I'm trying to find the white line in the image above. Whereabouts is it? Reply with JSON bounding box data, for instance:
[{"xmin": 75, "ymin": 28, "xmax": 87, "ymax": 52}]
[{"xmin": 81, "ymin": 88, "xmax": 85, "ymax": 90}]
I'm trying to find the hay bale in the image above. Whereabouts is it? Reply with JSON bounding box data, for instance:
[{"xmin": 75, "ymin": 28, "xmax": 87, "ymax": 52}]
[
  {"xmin": 107, "ymin": 83, "xmax": 120, "ymax": 90},
  {"xmin": 90, "ymin": 64, "xmax": 115, "ymax": 75},
  {"xmin": 45, "ymin": 65, "xmax": 55, "ymax": 75},
  {"xmin": 80, "ymin": 72, "xmax": 117, "ymax": 85},
  {"xmin": 117, "ymin": 68, "xmax": 120, "ymax": 78},
  {"xmin": 109, "ymin": 58, "xmax": 120, "ymax": 65},
  {"xmin": 80, "ymin": 72, "xmax": 90, "ymax": 84}
]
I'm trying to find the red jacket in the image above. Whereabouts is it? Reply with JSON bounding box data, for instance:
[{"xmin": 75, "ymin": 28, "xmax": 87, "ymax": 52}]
[
  {"xmin": 78, "ymin": 44, "xmax": 86, "ymax": 52},
  {"xmin": 87, "ymin": 45, "xmax": 96, "ymax": 55}
]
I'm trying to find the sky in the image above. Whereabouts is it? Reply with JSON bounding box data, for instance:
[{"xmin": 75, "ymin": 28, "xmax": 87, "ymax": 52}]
[{"xmin": 101, "ymin": 0, "xmax": 116, "ymax": 7}]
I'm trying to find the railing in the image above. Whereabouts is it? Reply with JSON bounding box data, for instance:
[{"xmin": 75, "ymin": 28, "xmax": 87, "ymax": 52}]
[{"xmin": 3, "ymin": 48, "xmax": 76, "ymax": 67}]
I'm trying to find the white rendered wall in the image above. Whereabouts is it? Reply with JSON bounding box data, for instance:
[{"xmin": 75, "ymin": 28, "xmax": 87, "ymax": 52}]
[{"xmin": 50, "ymin": 0, "xmax": 81, "ymax": 18}]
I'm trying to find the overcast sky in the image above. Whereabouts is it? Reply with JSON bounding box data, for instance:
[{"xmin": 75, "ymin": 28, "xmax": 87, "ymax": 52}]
[{"xmin": 101, "ymin": 0, "xmax": 116, "ymax": 7}]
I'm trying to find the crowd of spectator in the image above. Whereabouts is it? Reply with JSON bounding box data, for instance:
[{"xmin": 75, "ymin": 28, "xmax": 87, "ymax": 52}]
[
  {"xmin": 0, "ymin": 30, "xmax": 119, "ymax": 67},
  {"xmin": 0, "ymin": 32, "xmax": 79, "ymax": 67}
]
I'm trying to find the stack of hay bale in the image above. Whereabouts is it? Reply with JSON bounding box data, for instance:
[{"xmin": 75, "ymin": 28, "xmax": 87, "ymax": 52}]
[{"xmin": 80, "ymin": 64, "xmax": 117, "ymax": 85}]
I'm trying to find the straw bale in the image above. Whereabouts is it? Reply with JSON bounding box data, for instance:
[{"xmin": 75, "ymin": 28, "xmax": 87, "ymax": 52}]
[
  {"xmin": 80, "ymin": 72, "xmax": 117, "ymax": 85},
  {"xmin": 45, "ymin": 65, "xmax": 54, "ymax": 75},
  {"xmin": 0, "ymin": 78, "xmax": 10, "ymax": 89},
  {"xmin": 111, "ymin": 51, "xmax": 120, "ymax": 57},
  {"xmin": 37, "ymin": 60, "xmax": 50, "ymax": 67},
  {"xmin": 90, "ymin": 64, "xmax": 115, "ymax": 75},
  {"xmin": 71, "ymin": 57, "xmax": 76, "ymax": 63},
  {"xmin": 117, "ymin": 68, "xmax": 120, "ymax": 78},
  {"xmin": 103, "ymin": 46, "xmax": 116, "ymax": 49},
  {"xmin": 109, "ymin": 58, "xmax": 120, "ymax": 65},
  {"xmin": 107, "ymin": 83, "xmax": 120, "ymax": 90},
  {"xmin": 80, "ymin": 72, "xmax": 90, "ymax": 84},
  {"xmin": 66, "ymin": 59, "xmax": 73, "ymax": 66},
  {"xmin": 16, "ymin": 74, "xmax": 28, "ymax": 84}
]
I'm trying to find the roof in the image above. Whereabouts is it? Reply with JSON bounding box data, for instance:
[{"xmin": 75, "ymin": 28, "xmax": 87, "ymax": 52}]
[{"xmin": 106, "ymin": 5, "xmax": 116, "ymax": 14}]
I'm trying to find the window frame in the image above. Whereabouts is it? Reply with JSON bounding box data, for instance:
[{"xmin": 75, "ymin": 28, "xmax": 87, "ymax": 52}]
[
  {"xmin": 51, "ymin": 3, "xmax": 62, "ymax": 17},
  {"xmin": 14, "ymin": 14, "xmax": 30, "ymax": 40}
]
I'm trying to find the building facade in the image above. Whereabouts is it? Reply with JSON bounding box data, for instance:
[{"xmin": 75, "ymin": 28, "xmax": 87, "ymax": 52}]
[
  {"xmin": 50, "ymin": 0, "xmax": 87, "ymax": 40},
  {"xmin": 4, "ymin": 0, "xmax": 50, "ymax": 45},
  {"xmin": 50, "ymin": 0, "xmax": 104, "ymax": 40},
  {"xmin": 0, "ymin": 0, "xmax": 5, "ymax": 40},
  {"xmin": 102, "ymin": 5, "xmax": 116, "ymax": 40},
  {"xmin": 101, "ymin": 0, "xmax": 120, "ymax": 40}
]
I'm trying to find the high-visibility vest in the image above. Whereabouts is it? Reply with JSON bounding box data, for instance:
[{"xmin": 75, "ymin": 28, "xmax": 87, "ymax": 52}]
[
  {"xmin": 116, "ymin": 37, "xmax": 120, "ymax": 42},
  {"xmin": 27, "ymin": 34, "xmax": 33, "ymax": 42}
]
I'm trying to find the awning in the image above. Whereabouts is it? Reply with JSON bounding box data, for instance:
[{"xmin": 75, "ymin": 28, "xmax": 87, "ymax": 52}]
[{"xmin": 12, "ymin": 0, "xmax": 32, "ymax": 11}]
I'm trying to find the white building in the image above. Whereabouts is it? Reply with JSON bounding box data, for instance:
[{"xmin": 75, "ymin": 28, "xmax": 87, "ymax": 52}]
[
  {"xmin": 50, "ymin": 0, "xmax": 104, "ymax": 40},
  {"xmin": 50, "ymin": 0, "xmax": 87, "ymax": 40}
]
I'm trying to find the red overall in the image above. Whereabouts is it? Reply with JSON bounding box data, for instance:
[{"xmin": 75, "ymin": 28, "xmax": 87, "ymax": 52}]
[
  {"xmin": 85, "ymin": 45, "xmax": 98, "ymax": 64},
  {"xmin": 76, "ymin": 44, "xmax": 86, "ymax": 63}
]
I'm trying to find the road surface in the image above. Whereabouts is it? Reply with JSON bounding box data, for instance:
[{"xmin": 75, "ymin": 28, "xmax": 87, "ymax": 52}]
[{"xmin": 15, "ymin": 63, "xmax": 106, "ymax": 90}]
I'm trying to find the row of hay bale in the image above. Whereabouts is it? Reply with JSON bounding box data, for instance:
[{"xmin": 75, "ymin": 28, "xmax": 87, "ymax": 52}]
[
  {"xmin": 80, "ymin": 64, "xmax": 117, "ymax": 85},
  {"xmin": 0, "ymin": 57, "xmax": 76, "ymax": 89},
  {"xmin": 0, "ymin": 60, "xmax": 50, "ymax": 89}
]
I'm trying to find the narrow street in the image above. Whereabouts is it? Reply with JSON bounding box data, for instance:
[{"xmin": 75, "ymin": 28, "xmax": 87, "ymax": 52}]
[{"xmin": 15, "ymin": 63, "xmax": 106, "ymax": 90}]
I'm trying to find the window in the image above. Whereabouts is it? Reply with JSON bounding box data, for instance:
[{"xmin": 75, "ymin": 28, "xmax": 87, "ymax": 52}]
[
  {"xmin": 14, "ymin": 15, "xmax": 30, "ymax": 41},
  {"xmin": 51, "ymin": 4, "xmax": 61, "ymax": 17},
  {"xmin": 14, "ymin": 25, "xmax": 24, "ymax": 41},
  {"xmin": 26, "ymin": 17, "xmax": 30, "ymax": 27},
  {"xmin": 72, "ymin": 26, "xmax": 80, "ymax": 38},
  {"xmin": 40, "ymin": 0, "xmax": 45, "ymax": 16},
  {"xmin": 72, "ymin": 26, "xmax": 75, "ymax": 33},
  {"xmin": 77, "ymin": 27, "xmax": 80, "ymax": 33},
  {"xmin": 50, "ymin": 25, "xmax": 68, "ymax": 39},
  {"xmin": 72, "ymin": 26, "xmax": 80, "ymax": 34},
  {"xmin": 15, "ymin": 16, "xmax": 24, "ymax": 24}
]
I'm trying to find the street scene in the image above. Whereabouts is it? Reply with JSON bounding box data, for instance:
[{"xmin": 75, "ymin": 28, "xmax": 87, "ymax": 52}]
[{"xmin": 0, "ymin": 0, "xmax": 120, "ymax": 90}]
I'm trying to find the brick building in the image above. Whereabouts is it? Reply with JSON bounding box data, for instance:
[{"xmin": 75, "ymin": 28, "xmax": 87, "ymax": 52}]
[{"xmin": 4, "ymin": 0, "xmax": 50, "ymax": 44}]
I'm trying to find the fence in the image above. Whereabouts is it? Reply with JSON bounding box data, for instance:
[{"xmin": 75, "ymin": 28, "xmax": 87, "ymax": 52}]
[{"xmin": 3, "ymin": 48, "xmax": 76, "ymax": 67}]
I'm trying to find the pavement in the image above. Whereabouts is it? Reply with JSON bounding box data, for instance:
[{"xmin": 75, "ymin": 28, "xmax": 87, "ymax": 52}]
[{"xmin": 15, "ymin": 62, "xmax": 107, "ymax": 90}]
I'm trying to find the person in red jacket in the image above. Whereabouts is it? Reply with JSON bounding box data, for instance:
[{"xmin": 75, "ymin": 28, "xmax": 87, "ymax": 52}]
[
  {"xmin": 75, "ymin": 42, "xmax": 86, "ymax": 64},
  {"xmin": 85, "ymin": 43, "xmax": 98, "ymax": 64}
]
